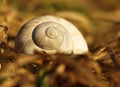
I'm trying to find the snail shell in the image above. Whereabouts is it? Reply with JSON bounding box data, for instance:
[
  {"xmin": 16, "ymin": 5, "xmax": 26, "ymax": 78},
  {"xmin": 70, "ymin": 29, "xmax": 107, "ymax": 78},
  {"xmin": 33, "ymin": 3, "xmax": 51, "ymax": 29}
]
[{"xmin": 15, "ymin": 15, "xmax": 88, "ymax": 54}]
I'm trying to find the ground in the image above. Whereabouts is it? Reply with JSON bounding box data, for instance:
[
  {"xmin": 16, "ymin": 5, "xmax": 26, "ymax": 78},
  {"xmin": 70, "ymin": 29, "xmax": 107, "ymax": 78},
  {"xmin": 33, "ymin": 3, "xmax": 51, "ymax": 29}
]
[{"xmin": 0, "ymin": 0, "xmax": 120, "ymax": 87}]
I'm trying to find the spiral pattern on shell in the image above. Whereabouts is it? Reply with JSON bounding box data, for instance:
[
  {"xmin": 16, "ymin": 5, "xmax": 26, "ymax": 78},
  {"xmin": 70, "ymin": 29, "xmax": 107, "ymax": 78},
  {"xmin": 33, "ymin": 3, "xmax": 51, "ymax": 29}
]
[{"xmin": 15, "ymin": 15, "xmax": 88, "ymax": 54}]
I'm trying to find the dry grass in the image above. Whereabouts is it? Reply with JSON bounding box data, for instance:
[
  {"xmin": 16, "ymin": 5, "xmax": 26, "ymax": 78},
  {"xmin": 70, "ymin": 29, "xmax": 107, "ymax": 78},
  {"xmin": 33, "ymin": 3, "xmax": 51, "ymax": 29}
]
[{"xmin": 0, "ymin": 0, "xmax": 120, "ymax": 87}]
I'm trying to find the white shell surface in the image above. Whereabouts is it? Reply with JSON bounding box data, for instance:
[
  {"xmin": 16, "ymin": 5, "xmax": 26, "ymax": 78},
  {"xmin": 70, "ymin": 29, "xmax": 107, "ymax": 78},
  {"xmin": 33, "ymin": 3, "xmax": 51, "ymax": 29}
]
[{"xmin": 15, "ymin": 15, "xmax": 88, "ymax": 54}]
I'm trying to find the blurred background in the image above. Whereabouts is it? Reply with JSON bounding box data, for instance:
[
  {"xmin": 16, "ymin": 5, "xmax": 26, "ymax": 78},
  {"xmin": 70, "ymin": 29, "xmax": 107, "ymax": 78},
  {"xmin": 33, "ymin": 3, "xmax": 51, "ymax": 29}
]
[
  {"xmin": 0, "ymin": 1, "xmax": 120, "ymax": 87},
  {"xmin": 0, "ymin": 0, "xmax": 120, "ymax": 51}
]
